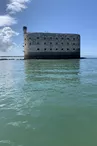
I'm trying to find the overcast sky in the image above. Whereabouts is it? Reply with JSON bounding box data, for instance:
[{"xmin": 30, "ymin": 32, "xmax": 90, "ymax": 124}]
[{"xmin": 0, "ymin": 0, "xmax": 97, "ymax": 57}]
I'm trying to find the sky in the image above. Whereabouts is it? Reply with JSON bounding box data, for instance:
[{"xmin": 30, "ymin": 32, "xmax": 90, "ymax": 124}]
[{"xmin": 0, "ymin": 0, "xmax": 97, "ymax": 57}]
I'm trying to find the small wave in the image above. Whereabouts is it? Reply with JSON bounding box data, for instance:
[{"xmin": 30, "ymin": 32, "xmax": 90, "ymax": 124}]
[
  {"xmin": 0, "ymin": 104, "xmax": 6, "ymax": 108},
  {"xmin": 7, "ymin": 121, "xmax": 36, "ymax": 131},
  {"xmin": 7, "ymin": 121, "xmax": 27, "ymax": 127},
  {"xmin": 0, "ymin": 140, "xmax": 23, "ymax": 146},
  {"xmin": 0, "ymin": 140, "xmax": 11, "ymax": 144}
]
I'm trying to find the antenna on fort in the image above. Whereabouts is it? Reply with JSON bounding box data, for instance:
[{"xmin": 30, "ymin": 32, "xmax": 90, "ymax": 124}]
[{"xmin": 23, "ymin": 26, "xmax": 27, "ymax": 34}]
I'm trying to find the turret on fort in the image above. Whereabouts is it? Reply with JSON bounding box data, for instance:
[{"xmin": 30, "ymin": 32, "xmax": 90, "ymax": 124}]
[{"xmin": 23, "ymin": 26, "xmax": 27, "ymax": 34}]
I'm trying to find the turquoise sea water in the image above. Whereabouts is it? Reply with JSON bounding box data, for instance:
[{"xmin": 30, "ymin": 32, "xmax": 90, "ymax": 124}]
[{"xmin": 0, "ymin": 59, "xmax": 97, "ymax": 146}]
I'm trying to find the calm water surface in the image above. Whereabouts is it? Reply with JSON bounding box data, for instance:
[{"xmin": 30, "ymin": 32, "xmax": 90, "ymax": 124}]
[{"xmin": 0, "ymin": 59, "xmax": 97, "ymax": 146}]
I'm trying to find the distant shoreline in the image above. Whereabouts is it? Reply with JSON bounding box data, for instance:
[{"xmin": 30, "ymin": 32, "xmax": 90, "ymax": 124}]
[
  {"xmin": 0, "ymin": 57, "xmax": 87, "ymax": 60},
  {"xmin": 0, "ymin": 56, "xmax": 24, "ymax": 57},
  {"xmin": 0, "ymin": 56, "xmax": 24, "ymax": 60},
  {"xmin": 0, "ymin": 56, "xmax": 97, "ymax": 60}
]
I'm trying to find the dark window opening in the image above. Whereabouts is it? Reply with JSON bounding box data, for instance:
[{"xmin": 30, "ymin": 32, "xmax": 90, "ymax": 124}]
[
  {"xmin": 61, "ymin": 42, "xmax": 63, "ymax": 45},
  {"xmin": 56, "ymin": 42, "xmax": 58, "ymax": 45},
  {"xmin": 56, "ymin": 38, "xmax": 58, "ymax": 40},
  {"xmin": 67, "ymin": 48, "xmax": 69, "ymax": 50},
  {"xmin": 25, "ymin": 44, "xmax": 26, "ymax": 46},
  {"xmin": 50, "ymin": 37, "xmax": 52, "ymax": 39},
  {"xmin": 37, "ymin": 48, "xmax": 40, "ymax": 50},
  {"xmin": 61, "ymin": 48, "xmax": 63, "ymax": 50},
  {"xmin": 67, "ymin": 38, "xmax": 69, "ymax": 40},
  {"xmin": 44, "ymin": 48, "xmax": 46, "ymax": 50},
  {"xmin": 61, "ymin": 38, "xmax": 64, "ymax": 40},
  {"xmin": 67, "ymin": 42, "xmax": 69, "ymax": 45},
  {"xmin": 30, "ymin": 43, "xmax": 31, "ymax": 45},
  {"xmin": 37, "ymin": 42, "xmax": 39, "ymax": 45},
  {"xmin": 50, "ymin": 42, "xmax": 52, "ymax": 45},
  {"xmin": 44, "ymin": 42, "xmax": 46, "ymax": 45},
  {"xmin": 73, "ymin": 48, "xmax": 75, "ymax": 50},
  {"xmin": 50, "ymin": 48, "xmax": 52, "ymax": 50},
  {"xmin": 56, "ymin": 48, "xmax": 58, "ymax": 50},
  {"xmin": 73, "ymin": 38, "xmax": 75, "ymax": 40},
  {"xmin": 73, "ymin": 43, "xmax": 75, "ymax": 45},
  {"xmin": 29, "ymin": 38, "xmax": 31, "ymax": 40},
  {"xmin": 44, "ymin": 37, "xmax": 46, "ymax": 40},
  {"xmin": 37, "ymin": 37, "xmax": 39, "ymax": 39}
]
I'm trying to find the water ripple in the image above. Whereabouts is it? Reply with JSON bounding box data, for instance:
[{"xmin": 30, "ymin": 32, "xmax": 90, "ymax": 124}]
[{"xmin": 0, "ymin": 59, "xmax": 97, "ymax": 146}]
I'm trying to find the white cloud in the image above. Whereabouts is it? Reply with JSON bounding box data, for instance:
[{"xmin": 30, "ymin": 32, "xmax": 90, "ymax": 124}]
[
  {"xmin": 7, "ymin": 0, "xmax": 31, "ymax": 13},
  {"xmin": 0, "ymin": 27, "xmax": 19, "ymax": 52},
  {"xmin": 0, "ymin": 0, "xmax": 31, "ymax": 53},
  {"xmin": 0, "ymin": 15, "xmax": 17, "ymax": 27}
]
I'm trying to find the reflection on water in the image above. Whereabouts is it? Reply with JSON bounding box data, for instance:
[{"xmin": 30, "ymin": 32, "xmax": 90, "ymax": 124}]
[
  {"xmin": 79, "ymin": 59, "xmax": 97, "ymax": 85},
  {"xmin": 24, "ymin": 59, "xmax": 80, "ymax": 84},
  {"xmin": 0, "ymin": 59, "xmax": 97, "ymax": 146}
]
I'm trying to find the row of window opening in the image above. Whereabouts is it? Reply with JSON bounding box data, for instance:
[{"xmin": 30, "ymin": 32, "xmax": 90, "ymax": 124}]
[
  {"xmin": 27, "ymin": 37, "xmax": 79, "ymax": 40},
  {"xmin": 28, "ymin": 42, "xmax": 77, "ymax": 45},
  {"xmin": 37, "ymin": 48, "xmax": 76, "ymax": 51}
]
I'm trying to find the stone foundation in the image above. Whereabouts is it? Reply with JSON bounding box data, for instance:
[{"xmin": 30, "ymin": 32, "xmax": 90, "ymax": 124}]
[{"xmin": 24, "ymin": 52, "xmax": 80, "ymax": 59}]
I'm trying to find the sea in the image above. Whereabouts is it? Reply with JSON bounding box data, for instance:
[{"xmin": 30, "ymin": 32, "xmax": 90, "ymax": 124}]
[{"xmin": 0, "ymin": 58, "xmax": 97, "ymax": 146}]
